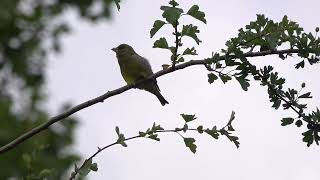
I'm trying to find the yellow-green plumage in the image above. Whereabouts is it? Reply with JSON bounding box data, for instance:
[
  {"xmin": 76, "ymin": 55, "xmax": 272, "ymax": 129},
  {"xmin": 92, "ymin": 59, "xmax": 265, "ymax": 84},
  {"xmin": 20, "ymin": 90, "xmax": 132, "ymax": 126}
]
[{"xmin": 112, "ymin": 44, "xmax": 169, "ymax": 106}]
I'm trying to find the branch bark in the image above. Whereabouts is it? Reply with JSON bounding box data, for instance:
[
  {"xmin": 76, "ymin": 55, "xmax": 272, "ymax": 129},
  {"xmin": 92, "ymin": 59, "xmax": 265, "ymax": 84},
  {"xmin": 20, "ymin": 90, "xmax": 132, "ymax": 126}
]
[{"xmin": 0, "ymin": 48, "xmax": 299, "ymax": 154}]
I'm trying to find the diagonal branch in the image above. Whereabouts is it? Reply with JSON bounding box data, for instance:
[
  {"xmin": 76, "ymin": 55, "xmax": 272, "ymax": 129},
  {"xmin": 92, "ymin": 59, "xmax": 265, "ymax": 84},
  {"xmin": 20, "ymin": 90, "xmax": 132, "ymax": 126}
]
[{"xmin": 0, "ymin": 48, "xmax": 300, "ymax": 154}]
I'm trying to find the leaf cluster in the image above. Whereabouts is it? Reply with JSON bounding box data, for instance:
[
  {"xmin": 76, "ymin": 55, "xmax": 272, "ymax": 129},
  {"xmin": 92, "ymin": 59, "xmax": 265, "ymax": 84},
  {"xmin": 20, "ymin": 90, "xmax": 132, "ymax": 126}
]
[{"xmin": 150, "ymin": 0, "xmax": 206, "ymax": 64}]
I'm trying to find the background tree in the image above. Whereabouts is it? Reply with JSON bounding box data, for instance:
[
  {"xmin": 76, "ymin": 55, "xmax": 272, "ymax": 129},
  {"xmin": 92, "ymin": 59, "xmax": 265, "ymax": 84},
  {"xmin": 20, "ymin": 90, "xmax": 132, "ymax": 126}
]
[{"xmin": 0, "ymin": 0, "xmax": 117, "ymax": 179}]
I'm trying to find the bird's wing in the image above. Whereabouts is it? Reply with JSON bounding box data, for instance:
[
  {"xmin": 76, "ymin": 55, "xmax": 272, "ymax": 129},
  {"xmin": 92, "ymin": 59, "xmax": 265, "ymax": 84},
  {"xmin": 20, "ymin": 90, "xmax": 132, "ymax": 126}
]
[
  {"xmin": 133, "ymin": 54, "xmax": 161, "ymax": 92},
  {"xmin": 132, "ymin": 54, "xmax": 154, "ymax": 78}
]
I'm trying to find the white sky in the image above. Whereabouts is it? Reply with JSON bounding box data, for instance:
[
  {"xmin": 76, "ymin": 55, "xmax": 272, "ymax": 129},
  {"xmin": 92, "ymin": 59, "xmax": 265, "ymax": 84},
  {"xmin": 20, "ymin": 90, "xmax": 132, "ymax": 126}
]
[{"xmin": 46, "ymin": 0, "xmax": 320, "ymax": 179}]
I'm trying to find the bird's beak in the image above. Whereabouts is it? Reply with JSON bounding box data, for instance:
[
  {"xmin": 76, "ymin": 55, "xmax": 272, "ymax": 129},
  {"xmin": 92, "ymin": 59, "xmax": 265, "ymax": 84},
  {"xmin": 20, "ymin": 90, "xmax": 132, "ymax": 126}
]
[{"xmin": 111, "ymin": 48, "xmax": 117, "ymax": 53}]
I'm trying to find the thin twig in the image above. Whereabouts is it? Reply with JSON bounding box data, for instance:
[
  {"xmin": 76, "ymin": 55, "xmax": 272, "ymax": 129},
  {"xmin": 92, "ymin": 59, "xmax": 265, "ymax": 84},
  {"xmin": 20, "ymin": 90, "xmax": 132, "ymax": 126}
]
[
  {"xmin": 69, "ymin": 128, "xmax": 199, "ymax": 180},
  {"xmin": 0, "ymin": 48, "xmax": 301, "ymax": 154}
]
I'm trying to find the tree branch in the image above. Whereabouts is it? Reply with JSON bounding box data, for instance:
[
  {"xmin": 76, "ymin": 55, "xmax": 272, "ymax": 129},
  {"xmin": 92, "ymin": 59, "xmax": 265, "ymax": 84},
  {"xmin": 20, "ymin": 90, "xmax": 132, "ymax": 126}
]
[
  {"xmin": 69, "ymin": 127, "xmax": 208, "ymax": 179},
  {"xmin": 0, "ymin": 48, "xmax": 300, "ymax": 154}
]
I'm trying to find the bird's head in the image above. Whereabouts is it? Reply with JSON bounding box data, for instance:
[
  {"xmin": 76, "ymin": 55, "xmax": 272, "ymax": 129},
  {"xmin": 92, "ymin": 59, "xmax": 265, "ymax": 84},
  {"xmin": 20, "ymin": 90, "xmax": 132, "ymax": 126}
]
[{"xmin": 112, "ymin": 44, "xmax": 136, "ymax": 57}]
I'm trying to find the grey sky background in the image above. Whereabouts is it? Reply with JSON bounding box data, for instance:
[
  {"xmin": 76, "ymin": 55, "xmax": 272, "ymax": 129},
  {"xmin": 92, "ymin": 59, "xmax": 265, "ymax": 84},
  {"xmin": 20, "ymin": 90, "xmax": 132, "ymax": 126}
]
[{"xmin": 45, "ymin": 0, "xmax": 319, "ymax": 179}]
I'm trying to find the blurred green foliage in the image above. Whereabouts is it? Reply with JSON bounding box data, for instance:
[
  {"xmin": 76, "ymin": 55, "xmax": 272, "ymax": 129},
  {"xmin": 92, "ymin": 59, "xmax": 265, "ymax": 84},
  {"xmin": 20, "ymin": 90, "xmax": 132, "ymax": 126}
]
[{"xmin": 0, "ymin": 0, "xmax": 116, "ymax": 179}]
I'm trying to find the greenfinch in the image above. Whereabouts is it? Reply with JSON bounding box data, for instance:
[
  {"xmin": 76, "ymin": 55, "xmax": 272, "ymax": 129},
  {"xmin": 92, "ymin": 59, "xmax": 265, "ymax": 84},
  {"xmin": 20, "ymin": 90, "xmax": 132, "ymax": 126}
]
[{"xmin": 112, "ymin": 44, "xmax": 169, "ymax": 106}]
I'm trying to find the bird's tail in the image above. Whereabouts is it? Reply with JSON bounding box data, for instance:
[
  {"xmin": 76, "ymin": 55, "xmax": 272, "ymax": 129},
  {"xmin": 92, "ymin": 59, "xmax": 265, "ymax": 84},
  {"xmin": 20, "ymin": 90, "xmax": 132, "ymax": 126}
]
[
  {"xmin": 138, "ymin": 79, "xmax": 169, "ymax": 106},
  {"xmin": 155, "ymin": 92, "xmax": 169, "ymax": 106}
]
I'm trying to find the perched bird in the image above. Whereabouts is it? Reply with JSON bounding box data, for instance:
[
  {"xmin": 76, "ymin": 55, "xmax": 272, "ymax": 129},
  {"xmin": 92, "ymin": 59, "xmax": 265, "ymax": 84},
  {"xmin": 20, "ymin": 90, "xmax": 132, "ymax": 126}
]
[{"xmin": 112, "ymin": 44, "xmax": 169, "ymax": 106}]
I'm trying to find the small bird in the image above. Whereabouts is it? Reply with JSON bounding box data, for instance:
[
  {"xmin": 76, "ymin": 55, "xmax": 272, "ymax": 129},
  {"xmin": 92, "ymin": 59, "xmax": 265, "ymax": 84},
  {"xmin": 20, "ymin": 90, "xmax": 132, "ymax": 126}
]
[{"xmin": 112, "ymin": 44, "xmax": 169, "ymax": 106}]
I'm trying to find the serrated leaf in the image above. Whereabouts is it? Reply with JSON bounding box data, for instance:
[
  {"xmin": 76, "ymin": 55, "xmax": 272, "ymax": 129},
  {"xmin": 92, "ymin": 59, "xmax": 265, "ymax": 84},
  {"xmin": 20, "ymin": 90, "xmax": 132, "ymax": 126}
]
[
  {"xmin": 187, "ymin": 5, "xmax": 207, "ymax": 24},
  {"xmin": 181, "ymin": 114, "xmax": 197, "ymax": 123},
  {"xmin": 205, "ymin": 127, "xmax": 219, "ymax": 139},
  {"xmin": 150, "ymin": 20, "xmax": 166, "ymax": 38},
  {"xmin": 228, "ymin": 135, "xmax": 240, "ymax": 148},
  {"xmin": 281, "ymin": 117, "xmax": 294, "ymax": 126},
  {"xmin": 302, "ymin": 130, "xmax": 314, "ymax": 147},
  {"xmin": 219, "ymin": 74, "xmax": 232, "ymax": 83},
  {"xmin": 182, "ymin": 47, "xmax": 197, "ymax": 55},
  {"xmin": 160, "ymin": 6, "xmax": 183, "ymax": 26},
  {"xmin": 183, "ymin": 138, "xmax": 197, "ymax": 153},
  {"xmin": 208, "ymin": 73, "xmax": 218, "ymax": 84},
  {"xmin": 153, "ymin": 37, "xmax": 169, "ymax": 49},
  {"xmin": 181, "ymin": 24, "xmax": 202, "ymax": 44},
  {"xmin": 235, "ymin": 76, "xmax": 250, "ymax": 91},
  {"xmin": 295, "ymin": 60, "xmax": 305, "ymax": 69},
  {"xmin": 308, "ymin": 57, "xmax": 320, "ymax": 65},
  {"xmin": 152, "ymin": 122, "xmax": 164, "ymax": 131}
]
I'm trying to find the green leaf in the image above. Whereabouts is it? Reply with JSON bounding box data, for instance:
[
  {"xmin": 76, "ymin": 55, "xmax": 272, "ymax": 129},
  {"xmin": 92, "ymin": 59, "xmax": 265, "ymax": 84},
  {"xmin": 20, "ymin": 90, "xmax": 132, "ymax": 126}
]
[
  {"xmin": 119, "ymin": 139, "xmax": 127, "ymax": 147},
  {"xmin": 219, "ymin": 74, "xmax": 232, "ymax": 83},
  {"xmin": 150, "ymin": 20, "xmax": 166, "ymax": 38},
  {"xmin": 235, "ymin": 76, "xmax": 250, "ymax": 91},
  {"xmin": 197, "ymin": 125, "xmax": 204, "ymax": 133},
  {"xmin": 183, "ymin": 124, "xmax": 188, "ymax": 132},
  {"xmin": 298, "ymin": 92, "xmax": 312, "ymax": 99},
  {"xmin": 115, "ymin": 127, "xmax": 127, "ymax": 147},
  {"xmin": 148, "ymin": 134, "xmax": 160, "ymax": 141},
  {"xmin": 226, "ymin": 135, "xmax": 240, "ymax": 148},
  {"xmin": 228, "ymin": 111, "xmax": 236, "ymax": 125},
  {"xmin": 295, "ymin": 120, "xmax": 303, "ymax": 127},
  {"xmin": 90, "ymin": 163, "xmax": 98, "ymax": 172},
  {"xmin": 205, "ymin": 126, "xmax": 219, "ymax": 139},
  {"xmin": 181, "ymin": 24, "xmax": 202, "ymax": 44},
  {"xmin": 160, "ymin": 6, "xmax": 183, "ymax": 26},
  {"xmin": 183, "ymin": 138, "xmax": 197, "ymax": 153},
  {"xmin": 152, "ymin": 122, "xmax": 164, "ymax": 131},
  {"xmin": 169, "ymin": 0, "xmax": 179, "ymax": 6},
  {"xmin": 139, "ymin": 131, "xmax": 147, "ymax": 137},
  {"xmin": 281, "ymin": 117, "xmax": 294, "ymax": 126},
  {"xmin": 265, "ymin": 35, "xmax": 278, "ymax": 50},
  {"xmin": 295, "ymin": 60, "xmax": 305, "ymax": 69},
  {"xmin": 113, "ymin": 0, "xmax": 121, "ymax": 11},
  {"xmin": 153, "ymin": 37, "xmax": 169, "ymax": 49},
  {"xmin": 207, "ymin": 73, "xmax": 218, "ymax": 84},
  {"xmin": 79, "ymin": 159, "xmax": 92, "ymax": 176},
  {"xmin": 302, "ymin": 130, "xmax": 314, "ymax": 147},
  {"xmin": 182, "ymin": 47, "xmax": 198, "ymax": 55},
  {"xmin": 180, "ymin": 114, "xmax": 197, "ymax": 123},
  {"xmin": 187, "ymin": 5, "xmax": 207, "ymax": 24},
  {"xmin": 115, "ymin": 126, "xmax": 120, "ymax": 135},
  {"xmin": 257, "ymin": 14, "xmax": 267, "ymax": 26}
]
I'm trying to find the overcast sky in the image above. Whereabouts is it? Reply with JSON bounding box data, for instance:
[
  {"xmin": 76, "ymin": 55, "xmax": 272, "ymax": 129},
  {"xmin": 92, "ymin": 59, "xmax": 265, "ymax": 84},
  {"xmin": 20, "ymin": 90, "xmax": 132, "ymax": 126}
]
[{"xmin": 46, "ymin": 0, "xmax": 320, "ymax": 179}]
